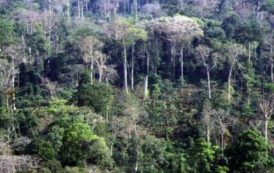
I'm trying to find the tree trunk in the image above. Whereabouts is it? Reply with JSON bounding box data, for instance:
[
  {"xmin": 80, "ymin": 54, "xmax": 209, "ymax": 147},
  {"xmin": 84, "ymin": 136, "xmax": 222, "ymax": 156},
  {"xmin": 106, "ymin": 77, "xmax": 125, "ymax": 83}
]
[
  {"xmin": 133, "ymin": 0, "xmax": 138, "ymax": 21},
  {"xmin": 180, "ymin": 48, "xmax": 184, "ymax": 85},
  {"xmin": 81, "ymin": 1, "xmax": 84, "ymax": 21},
  {"xmin": 66, "ymin": 1, "xmax": 71, "ymax": 21},
  {"xmin": 228, "ymin": 59, "xmax": 236, "ymax": 104},
  {"xmin": 77, "ymin": 0, "xmax": 81, "ymax": 19},
  {"xmin": 90, "ymin": 50, "xmax": 94, "ymax": 85},
  {"xmin": 206, "ymin": 124, "xmax": 210, "ymax": 143},
  {"xmin": 123, "ymin": 41, "xmax": 129, "ymax": 93},
  {"xmin": 271, "ymin": 45, "xmax": 274, "ymax": 83},
  {"xmin": 11, "ymin": 57, "xmax": 16, "ymax": 112},
  {"xmin": 144, "ymin": 48, "xmax": 150, "ymax": 100},
  {"xmin": 264, "ymin": 119, "xmax": 269, "ymax": 141},
  {"xmin": 247, "ymin": 43, "xmax": 251, "ymax": 105},
  {"xmin": 131, "ymin": 43, "xmax": 135, "ymax": 91},
  {"xmin": 98, "ymin": 67, "xmax": 102, "ymax": 83},
  {"xmin": 220, "ymin": 120, "xmax": 224, "ymax": 157},
  {"xmin": 206, "ymin": 67, "xmax": 211, "ymax": 99},
  {"xmin": 271, "ymin": 62, "xmax": 274, "ymax": 83},
  {"xmin": 133, "ymin": 120, "xmax": 139, "ymax": 173},
  {"xmin": 170, "ymin": 44, "xmax": 175, "ymax": 81}
]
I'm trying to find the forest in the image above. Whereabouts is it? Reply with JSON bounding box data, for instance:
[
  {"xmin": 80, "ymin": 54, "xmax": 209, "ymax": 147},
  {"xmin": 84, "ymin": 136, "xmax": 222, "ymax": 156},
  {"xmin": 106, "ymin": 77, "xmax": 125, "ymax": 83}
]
[{"xmin": 0, "ymin": 0, "xmax": 274, "ymax": 172}]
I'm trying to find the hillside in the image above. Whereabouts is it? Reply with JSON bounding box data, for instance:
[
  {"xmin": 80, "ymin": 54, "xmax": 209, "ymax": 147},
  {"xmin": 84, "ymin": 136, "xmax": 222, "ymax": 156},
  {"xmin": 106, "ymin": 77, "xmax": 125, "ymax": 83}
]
[{"xmin": 0, "ymin": 0, "xmax": 274, "ymax": 172}]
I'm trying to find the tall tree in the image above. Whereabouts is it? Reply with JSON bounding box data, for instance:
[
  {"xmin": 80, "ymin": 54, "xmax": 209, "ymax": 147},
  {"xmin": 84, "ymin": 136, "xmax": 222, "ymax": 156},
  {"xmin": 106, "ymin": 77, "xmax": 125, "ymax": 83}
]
[
  {"xmin": 79, "ymin": 36, "xmax": 103, "ymax": 85},
  {"xmin": 259, "ymin": 95, "xmax": 274, "ymax": 141},
  {"xmin": 196, "ymin": 45, "xmax": 216, "ymax": 99},
  {"xmin": 226, "ymin": 43, "xmax": 246, "ymax": 103},
  {"xmin": 147, "ymin": 15, "xmax": 204, "ymax": 83},
  {"xmin": 108, "ymin": 17, "xmax": 147, "ymax": 93}
]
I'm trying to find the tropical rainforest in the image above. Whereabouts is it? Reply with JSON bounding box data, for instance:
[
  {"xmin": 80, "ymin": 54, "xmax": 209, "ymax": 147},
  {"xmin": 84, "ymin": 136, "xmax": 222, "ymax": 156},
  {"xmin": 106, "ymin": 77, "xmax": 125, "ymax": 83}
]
[{"xmin": 0, "ymin": 0, "xmax": 274, "ymax": 172}]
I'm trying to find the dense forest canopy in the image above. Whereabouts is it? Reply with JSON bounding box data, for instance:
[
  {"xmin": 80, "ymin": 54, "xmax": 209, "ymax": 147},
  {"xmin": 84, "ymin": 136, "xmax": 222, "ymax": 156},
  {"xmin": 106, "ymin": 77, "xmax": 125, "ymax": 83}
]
[{"xmin": 0, "ymin": 0, "xmax": 274, "ymax": 172}]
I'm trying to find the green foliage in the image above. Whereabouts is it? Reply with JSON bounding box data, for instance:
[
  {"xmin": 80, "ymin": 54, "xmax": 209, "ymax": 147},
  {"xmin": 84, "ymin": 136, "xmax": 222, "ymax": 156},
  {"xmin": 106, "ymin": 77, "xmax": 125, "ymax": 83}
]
[
  {"xmin": 1, "ymin": 1, "xmax": 274, "ymax": 172},
  {"xmin": 265, "ymin": 0, "xmax": 274, "ymax": 13},
  {"xmin": 0, "ymin": 17, "xmax": 14, "ymax": 46},
  {"xmin": 26, "ymin": 28, "xmax": 51, "ymax": 56},
  {"xmin": 27, "ymin": 138, "xmax": 57, "ymax": 161},
  {"xmin": 188, "ymin": 138, "xmax": 218, "ymax": 173},
  {"xmin": 59, "ymin": 121, "xmax": 98, "ymax": 165},
  {"xmin": 74, "ymin": 74, "xmax": 114, "ymax": 117},
  {"xmin": 226, "ymin": 129, "xmax": 272, "ymax": 172},
  {"xmin": 87, "ymin": 138, "xmax": 113, "ymax": 169}
]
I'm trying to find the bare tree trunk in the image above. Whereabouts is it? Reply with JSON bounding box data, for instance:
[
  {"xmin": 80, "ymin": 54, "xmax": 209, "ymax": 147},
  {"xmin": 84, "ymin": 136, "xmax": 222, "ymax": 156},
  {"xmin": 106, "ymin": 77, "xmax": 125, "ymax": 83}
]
[
  {"xmin": 228, "ymin": 59, "xmax": 236, "ymax": 104},
  {"xmin": 133, "ymin": 0, "xmax": 138, "ymax": 21},
  {"xmin": 171, "ymin": 44, "xmax": 175, "ymax": 81},
  {"xmin": 247, "ymin": 43, "xmax": 251, "ymax": 105},
  {"xmin": 11, "ymin": 57, "xmax": 16, "ymax": 112},
  {"xmin": 180, "ymin": 48, "xmax": 184, "ymax": 85},
  {"xmin": 98, "ymin": 62, "xmax": 103, "ymax": 83},
  {"xmin": 133, "ymin": 120, "xmax": 139, "ymax": 173},
  {"xmin": 271, "ymin": 45, "xmax": 274, "ymax": 83},
  {"xmin": 220, "ymin": 120, "xmax": 224, "ymax": 157},
  {"xmin": 11, "ymin": 57, "xmax": 16, "ymax": 135},
  {"xmin": 206, "ymin": 124, "xmax": 210, "ymax": 143},
  {"xmin": 131, "ymin": 43, "xmax": 135, "ymax": 91},
  {"xmin": 264, "ymin": 119, "xmax": 269, "ymax": 141},
  {"xmin": 123, "ymin": 41, "xmax": 129, "ymax": 93},
  {"xmin": 90, "ymin": 50, "xmax": 94, "ymax": 85},
  {"xmin": 271, "ymin": 62, "xmax": 274, "ymax": 83},
  {"xmin": 81, "ymin": 1, "xmax": 84, "ymax": 21},
  {"xmin": 144, "ymin": 48, "xmax": 150, "ymax": 100},
  {"xmin": 77, "ymin": 0, "xmax": 81, "ymax": 19},
  {"xmin": 206, "ymin": 67, "xmax": 211, "ymax": 99},
  {"xmin": 66, "ymin": 1, "xmax": 71, "ymax": 21}
]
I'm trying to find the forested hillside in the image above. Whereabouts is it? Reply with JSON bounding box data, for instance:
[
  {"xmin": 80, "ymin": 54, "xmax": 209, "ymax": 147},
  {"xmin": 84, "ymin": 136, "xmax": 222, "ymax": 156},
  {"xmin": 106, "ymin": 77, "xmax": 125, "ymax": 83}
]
[{"xmin": 0, "ymin": 0, "xmax": 274, "ymax": 172}]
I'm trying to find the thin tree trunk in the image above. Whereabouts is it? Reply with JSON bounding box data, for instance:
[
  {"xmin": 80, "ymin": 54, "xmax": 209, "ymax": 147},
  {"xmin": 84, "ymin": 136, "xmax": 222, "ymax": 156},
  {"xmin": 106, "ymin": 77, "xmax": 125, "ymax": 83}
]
[
  {"xmin": 11, "ymin": 56, "xmax": 16, "ymax": 135},
  {"xmin": 271, "ymin": 45, "xmax": 274, "ymax": 83},
  {"xmin": 98, "ymin": 67, "xmax": 102, "ymax": 83},
  {"xmin": 228, "ymin": 59, "xmax": 236, "ymax": 103},
  {"xmin": 180, "ymin": 48, "xmax": 184, "ymax": 85},
  {"xmin": 144, "ymin": 48, "xmax": 150, "ymax": 100},
  {"xmin": 247, "ymin": 43, "xmax": 251, "ymax": 105},
  {"xmin": 206, "ymin": 124, "xmax": 210, "ymax": 143},
  {"xmin": 133, "ymin": 120, "xmax": 139, "ymax": 173},
  {"xmin": 133, "ymin": 0, "xmax": 138, "ymax": 21},
  {"xmin": 171, "ymin": 44, "xmax": 175, "ymax": 81},
  {"xmin": 11, "ymin": 57, "xmax": 16, "ymax": 112},
  {"xmin": 206, "ymin": 67, "xmax": 211, "ymax": 99},
  {"xmin": 271, "ymin": 63, "xmax": 274, "ymax": 83},
  {"xmin": 90, "ymin": 50, "xmax": 94, "ymax": 85},
  {"xmin": 77, "ymin": 0, "xmax": 81, "ymax": 19},
  {"xmin": 131, "ymin": 43, "xmax": 135, "ymax": 91},
  {"xmin": 66, "ymin": 1, "xmax": 71, "ymax": 21},
  {"xmin": 81, "ymin": 2, "xmax": 84, "ymax": 21},
  {"xmin": 264, "ymin": 119, "xmax": 268, "ymax": 141},
  {"xmin": 123, "ymin": 41, "xmax": 129, "ymax": 93},
  {"xmin": 220, "ymin": 120, "xmax": 224, "ymax": 157}
]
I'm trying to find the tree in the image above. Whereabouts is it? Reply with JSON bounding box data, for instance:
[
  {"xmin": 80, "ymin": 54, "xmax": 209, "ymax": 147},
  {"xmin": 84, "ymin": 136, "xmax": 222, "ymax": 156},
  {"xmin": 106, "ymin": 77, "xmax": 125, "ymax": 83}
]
[
  {"xmin": 147, "ymin": 15, "xmax": 204, "ymax": 83},
  {"xmin": 126, "ymin": 26, "xmax": 147, "ymax": 91},
  {"xmin": 202, "ymin": 100, "xmax": 214, "ymax": 143},
  {"xmin": 74, "ymin": 73, "xmax": 114, "ymax": 119},
  {"xmin": 189, "ymin": 138, "xmax": 218, "ymax": 173},
  {"xmin": 79, "ymin": 36, "xmax": 104, "ymax": 85},
  {"xmin": 93, "ymin": 51, "xmax": 108, "ymax": 83},
  {"xmin": 259, "ymin": 95, "xmax": 274, "ymax": 141},
  {"xmin": 108, "ymin": 17, "xmax": 147, "ymax": 93},
  {"xmin": 196, "ymin": 45, "xmax": 216, "ymax": 99},
  {"xmin": 226, "ymin": 129, "xmax": 272, "ymax": 172},
  {"xmin": 225, "ymin": 43, "xmax": 246, "ymax": 104},
  {"xmin": 0, "ymin": 17, "xmax": 14, "ymax": 47},
  {"xmin": 59, "ymin": 121, "xmax": 107, "ymax": 166}
]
